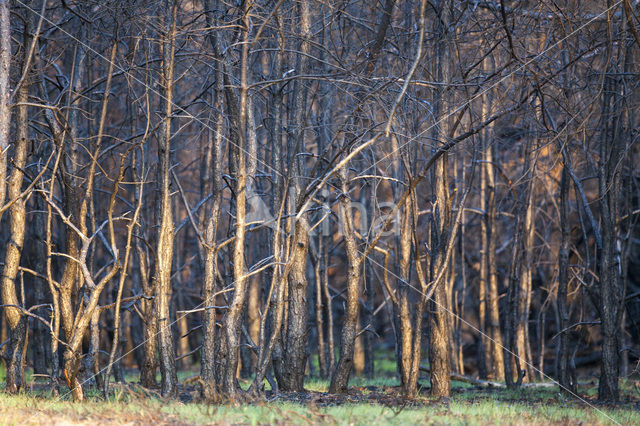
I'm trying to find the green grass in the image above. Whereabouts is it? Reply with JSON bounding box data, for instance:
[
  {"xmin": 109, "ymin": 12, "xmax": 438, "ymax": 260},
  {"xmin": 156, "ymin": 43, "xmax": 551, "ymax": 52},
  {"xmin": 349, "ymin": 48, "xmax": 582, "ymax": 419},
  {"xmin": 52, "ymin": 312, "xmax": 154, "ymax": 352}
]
[
  {"xmin": 2, "ymin": 357, "xmax": 639, "ymax": 424},
  {"xmin": 0, "ymin": 378, "xmax": 637, "ymax": 425},
  {"xmin": 0, "ymin": 387, "xmax": 637, "ymax": 425}
]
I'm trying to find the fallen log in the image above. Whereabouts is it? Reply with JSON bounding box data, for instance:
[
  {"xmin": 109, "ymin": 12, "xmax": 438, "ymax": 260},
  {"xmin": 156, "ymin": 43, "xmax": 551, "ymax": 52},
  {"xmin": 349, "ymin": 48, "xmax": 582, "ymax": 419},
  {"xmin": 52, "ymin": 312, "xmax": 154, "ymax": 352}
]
[{"xmin": 420, "ymin": 366, "xmax": 573, "ymax": 389}]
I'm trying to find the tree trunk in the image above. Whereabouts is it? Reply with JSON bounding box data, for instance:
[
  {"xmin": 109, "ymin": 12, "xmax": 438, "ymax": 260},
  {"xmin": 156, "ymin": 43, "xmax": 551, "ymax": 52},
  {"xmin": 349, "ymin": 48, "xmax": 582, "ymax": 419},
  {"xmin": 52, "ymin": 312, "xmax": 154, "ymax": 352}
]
[
  {"xmin": 82, "ymin": 308, "xmax": 102, "ymax": 389},
  {"xmin": 429, "ymin": 0, "xmax": 452, "ymax": 399},
  {"xmin": 363, "ymin": 263, "xmax": 375, "ymax": 377},
  {"xmin": 456, "ymin": 160, "xmax": 467, "ymax": 376},
  {"xmin": 1, "ymin": 14, "xmax": 30, "ymax": 390},
  {"xmin": 478, "ymin": 60, "xmax": 491, "ymax": 381},
  {"xmin": 596, "ymin": 70, "xmax": 624, "ymax": 403},
  {"xmin": 329, "ymin": 169, "xmax": 363, "ymax": 394},
  {"xmin": 398, "ymin": 199, "xmax": 415, "ymax": 394},
  {"xmin": 0, "ymin": 0, "xmax": 10, "ymax": 211},
  {"xmin": 221, "ymin": 156, "xmax": 247, "ymax": 395},
  {"xmin": 518, "ymin": 175, "xmax": 535, "ymax": 383},
  {"xmin": 557, "ymin": 156, "xmax": 575, "ymax": 392},
  {"xmin": 200, "ymin": 0, "xmax": 226, "ymax": 398},
  {"xmin": 153, "ymin": 0, "xmax": 179, "ymax": 397},
  {"xmin": 135, "ymin": 225, "xmax": 157, "ymax": 388},
  {"xmin": 219, "ymin": 0, "xmax": 250, "ymax": 395},
  {"xmin": 314, "ymin": 237, "xmax": 328, "ymax": 378},
  {"xmin": 200, "ymin": 101, "xmax": 223, "ymax": 398},
  {"xmin": 486, "ymin": 146, "xmax": 505, "ymax": 381},
  {"xmin": 277, "ymin": 219, "xmax": 310, "ymax": 391},
  {"xmin": 429, "ymin": 153, "xmax": 452, "ymax": 399},
  {"xmin": 273, "ymin": 0, "xmax": 313, "ymax": 392}
]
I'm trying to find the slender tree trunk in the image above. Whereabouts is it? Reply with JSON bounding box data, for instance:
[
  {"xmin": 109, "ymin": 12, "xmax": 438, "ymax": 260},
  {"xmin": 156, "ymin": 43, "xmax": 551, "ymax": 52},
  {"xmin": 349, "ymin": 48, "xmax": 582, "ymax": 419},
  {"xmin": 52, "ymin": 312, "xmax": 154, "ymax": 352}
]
[
  {"xmin": 457, "ymin": 160, "xmax": 467, "ymax": 376},
  {"xmin": 201, "ymin": 0, "xmax": 225, "ymax": 398},
  {"xmin": 277, "ymin": 218, "xmax": 310, "ymax": 391},
  {"xmin": 597, "ymin": 70, "xmax": 624, "ymax": 402},
  {"xmin": 135, "ymin": 216, "xmax": 157, "ymax": 388},
  {"xmin": 363, "ymin": 283, "xmax": 375, "ymax": 379},
  {"xmin": 504, "ymin": 140, "xmax": 536, "ymax": 387},
  {"xmin": 598, "ymin": 166, "xmax": 622, "ymax": 402},
  {"xmin": 31, "ymin": 183, "xmax": 51, "ymax": 376},
  {"xmin": 201, "ymin": 223, "xmax": 221, "ymax": 398},
  {"xmin": 250, "ymin": 18, "xmax": 288, "ymax": 394},
  {"xmin": 329, "ymin": 169, "xmax": 363, "ymax": 394},
  {"xmin": 557, "ymin": 153, "xmax": 574, "ymax": 392},
  {"xmin": 83, "ymin": 308, "xmax": 102, "ymax": 389},
  {"xmin": 57, "ymin": 14, "xmax": 87, "ymax": 354},
  {"xmin": 403, "ymin": 189, "xmax": 429, "ymax": 397},
  {"xmin": 200, "ymin": 103, "xmax": 223, "ymax": 395},
  {"xmin": 221, "ymin": 150, "xmax": 247, "ymax": 396},
  {"xmin": 398, "ymin": 200, "xmax": 413, "ymax": 392},
  {"xmin": 250, "ymin": 210, "xmax": 286, "ymax": 393},
  {"xmin": 503, "ymin": 198, "xmax": 523, "ymax": 388},
  {"xmin": 274, "ymin": 0, "xmax": 313, "ymax": 392},
  {"xmin": 239, "ymin": 94, "xmax": 260, "ymax": 380},
  {"xmin": 0, "ymin": 0, "xmax": 9, "ymax": 212},
  {"xmin": 1, "ymin": 16, "xmax": 31, "ymax": 391},
  {"xmin": 267, "ymin": 25, "xmax": 286, "ymax": 392},
  {"xmin": 314, "ymin": 237, "xmax": 327, "ymax": 378},
  {"xmin": 323, "ymin": 235, "xmax": 336, "ymax": 373},
  {"xmin": 314, "ymin": 7, "xmax": 335, "ymax": 379},
  {"xmin": 486, "ymin": 146, "xmax": 505, "ymax": 381},
  {"xmin": 429, "ymin": 153, "xmax": 452, "ymax": 399},
  {"xmin": 103, "ymin": 151, "xmax": 143, "ymax": 395},
  {"xmin": 219, "ymin": 0, "xmax": 250, "ymax": 395},
  {"xmin": 448, "ymin": 195, "xmax": 459, "ymax": 375},
  {"xmin": 429, "ymin": 0, "xmax": 452, "ymax": 399},
  {"xmin": 517, "ymin": 186, "xmax": 535, "ymax": 383},
  {"xmin": 478, "ymin": 64, "xmax": 491, "ymax": 381},
  {"xmin": 154, "ymin": 0, "xmax": 179, "ymax": 397}
]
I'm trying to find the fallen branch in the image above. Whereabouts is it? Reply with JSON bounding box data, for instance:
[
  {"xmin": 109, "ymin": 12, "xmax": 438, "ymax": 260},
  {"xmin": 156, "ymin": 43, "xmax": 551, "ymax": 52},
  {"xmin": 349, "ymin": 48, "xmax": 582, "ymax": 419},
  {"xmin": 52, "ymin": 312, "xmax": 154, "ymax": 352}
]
[{"xmin": 420, "ymin": 365, "xmax": 505, "ymax": 387}]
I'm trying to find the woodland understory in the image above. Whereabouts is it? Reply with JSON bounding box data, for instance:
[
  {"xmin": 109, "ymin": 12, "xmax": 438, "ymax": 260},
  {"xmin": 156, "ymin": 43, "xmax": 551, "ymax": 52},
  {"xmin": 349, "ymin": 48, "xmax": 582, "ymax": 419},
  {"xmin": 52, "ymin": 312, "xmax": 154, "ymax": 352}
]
[{"xmin": 0, "ymin": 0, "xmax": 639, "ymax": 412}]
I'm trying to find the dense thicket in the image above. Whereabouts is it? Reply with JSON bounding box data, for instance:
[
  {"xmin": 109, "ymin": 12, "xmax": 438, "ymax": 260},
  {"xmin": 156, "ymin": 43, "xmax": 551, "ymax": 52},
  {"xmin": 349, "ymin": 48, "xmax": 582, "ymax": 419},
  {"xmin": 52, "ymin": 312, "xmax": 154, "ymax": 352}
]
[{"xmin": 0, "ymin": 0, "xmax": 638, "ymax": 404}]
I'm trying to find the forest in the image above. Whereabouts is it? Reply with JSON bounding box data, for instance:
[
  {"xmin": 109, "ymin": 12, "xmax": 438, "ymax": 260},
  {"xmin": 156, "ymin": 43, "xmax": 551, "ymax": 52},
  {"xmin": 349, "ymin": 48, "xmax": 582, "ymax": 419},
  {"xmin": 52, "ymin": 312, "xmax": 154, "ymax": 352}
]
[{"xmin": 0, "ymin": 0, "xmax": 639, "ymax": 424}]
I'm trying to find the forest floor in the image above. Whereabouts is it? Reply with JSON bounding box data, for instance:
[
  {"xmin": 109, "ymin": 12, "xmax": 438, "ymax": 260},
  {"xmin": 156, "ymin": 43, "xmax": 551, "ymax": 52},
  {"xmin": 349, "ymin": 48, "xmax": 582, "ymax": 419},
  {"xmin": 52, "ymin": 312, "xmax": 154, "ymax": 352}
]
[{"xmin": 0, "ymin": 373, "xmax": 638, "ymax": 425}]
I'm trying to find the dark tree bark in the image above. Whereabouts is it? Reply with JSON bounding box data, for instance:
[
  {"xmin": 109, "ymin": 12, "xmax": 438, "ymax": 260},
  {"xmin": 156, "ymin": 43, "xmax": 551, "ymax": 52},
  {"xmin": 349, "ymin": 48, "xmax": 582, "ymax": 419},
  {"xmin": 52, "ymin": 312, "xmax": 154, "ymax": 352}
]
[
  {"xmin": 596, "ymin": 72, "xmax": 625, "ymax": 403},
  {"xmin": 557, "ymin": 151, "xmax": 575, "ymax": 393}
]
